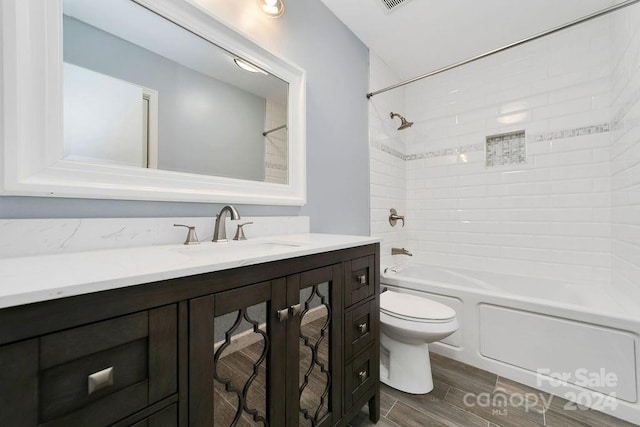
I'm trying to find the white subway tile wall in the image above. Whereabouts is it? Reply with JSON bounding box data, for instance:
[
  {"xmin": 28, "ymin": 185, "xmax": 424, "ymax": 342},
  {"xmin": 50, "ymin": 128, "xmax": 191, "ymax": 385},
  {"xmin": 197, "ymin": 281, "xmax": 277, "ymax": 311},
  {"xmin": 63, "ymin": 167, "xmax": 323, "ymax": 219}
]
[
  {"xmin": 369, "ymin": 53, "xmax": 408, "ymax": 266},
  {"xmin": 611, "ymin": 4, "xmax": 640, "ymax": 292},
  {"xmin": 369, "ymin": 6, "xmax": 640, "ymax": 286}
]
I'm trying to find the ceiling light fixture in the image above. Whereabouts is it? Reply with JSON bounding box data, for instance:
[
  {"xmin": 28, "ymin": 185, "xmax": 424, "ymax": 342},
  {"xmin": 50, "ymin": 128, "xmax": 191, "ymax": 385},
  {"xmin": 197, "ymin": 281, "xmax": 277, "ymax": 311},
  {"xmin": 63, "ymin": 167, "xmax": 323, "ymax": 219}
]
[
  {"xmin": 258, "ymin": 0, "xmax": 284, "ymax": 18},
  {"xmin": 233, "ymin": 58, "xmax": 268, "ymax": 75}
]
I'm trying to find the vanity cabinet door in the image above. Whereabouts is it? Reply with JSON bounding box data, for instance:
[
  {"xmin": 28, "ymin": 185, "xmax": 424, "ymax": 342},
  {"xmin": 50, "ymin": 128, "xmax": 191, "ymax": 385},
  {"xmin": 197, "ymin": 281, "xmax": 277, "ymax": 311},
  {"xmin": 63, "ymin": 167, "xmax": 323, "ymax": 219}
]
[
  {"xmin": 189, "ymin": 279, "xmax": 287, "ymax": 427},
  {"xmin": 286, "ymin": 264, "xmax": 342, "ymax": 427},
  {"xmin": 0, "ymin": 339, "xmax": 38, "ymax": 426}
]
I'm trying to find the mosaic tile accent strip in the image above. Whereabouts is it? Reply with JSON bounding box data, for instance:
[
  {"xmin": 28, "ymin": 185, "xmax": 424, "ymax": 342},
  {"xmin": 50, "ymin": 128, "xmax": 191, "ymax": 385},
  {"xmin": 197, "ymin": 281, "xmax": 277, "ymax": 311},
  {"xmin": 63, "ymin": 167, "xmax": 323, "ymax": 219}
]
[
  {"xmin": 529, "ymin": 123, "xmax": 610, "ymax": 142},
  {"xmin": 405, "ymin": 143, "xmax": 484, "ymax": 161},
  {"xmin": 380, "ymin": 144, "xmax": 407, "ymax": 161},
  {"xmin": 376, "ymin": 123, "xmax": 610, "ymax": 161},
  {"xmin": 486, "ymin": 131, "xmax": 526, "ymax": 167}
]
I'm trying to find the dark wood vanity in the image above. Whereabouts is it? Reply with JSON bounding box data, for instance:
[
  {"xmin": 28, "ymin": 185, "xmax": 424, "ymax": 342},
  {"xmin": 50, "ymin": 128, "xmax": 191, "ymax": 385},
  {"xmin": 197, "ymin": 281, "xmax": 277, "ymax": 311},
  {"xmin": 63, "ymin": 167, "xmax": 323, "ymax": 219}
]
[{"xmin": 0, "ymin": 243, "xmax": 380, "ymax": 426}]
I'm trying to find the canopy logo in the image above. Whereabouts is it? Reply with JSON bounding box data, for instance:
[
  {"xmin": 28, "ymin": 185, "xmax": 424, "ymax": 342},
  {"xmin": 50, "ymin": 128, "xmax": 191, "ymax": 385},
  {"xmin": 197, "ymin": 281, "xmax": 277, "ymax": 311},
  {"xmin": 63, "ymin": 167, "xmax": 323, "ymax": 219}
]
[
  {"xmin": 462, "ymin": 368, "xmax": 619, "ymax": 416},
  {"xmin": 462, "ymin": 387, "xmax": 550, "ymax": 416}
]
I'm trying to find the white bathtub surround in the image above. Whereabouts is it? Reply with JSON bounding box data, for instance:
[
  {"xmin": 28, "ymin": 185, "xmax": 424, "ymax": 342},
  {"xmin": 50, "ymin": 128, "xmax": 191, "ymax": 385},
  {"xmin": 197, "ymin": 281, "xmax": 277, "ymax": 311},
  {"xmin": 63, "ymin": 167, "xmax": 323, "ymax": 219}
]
[
  {"xmin": 0, "ymin": 233, "xmax": 378, "ymax": 309},
  {"xmin": 381, "ymin": 263, "xmax": 640, "ymax": 424},
  {"xmin": 0, "ymin": 216, "xmax": 309, "ymax": 259},
  {"xmin": 611, "ymin": 4, "xmax": 640, "ymax": 295}
]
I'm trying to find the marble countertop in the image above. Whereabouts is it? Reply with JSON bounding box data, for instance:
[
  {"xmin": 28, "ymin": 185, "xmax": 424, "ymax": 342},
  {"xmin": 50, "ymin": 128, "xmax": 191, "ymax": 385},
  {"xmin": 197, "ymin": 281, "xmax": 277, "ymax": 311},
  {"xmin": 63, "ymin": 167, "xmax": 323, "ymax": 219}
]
[{"xmin": 0, "ymin": 233, "xmax": 378, "ymax": 309}]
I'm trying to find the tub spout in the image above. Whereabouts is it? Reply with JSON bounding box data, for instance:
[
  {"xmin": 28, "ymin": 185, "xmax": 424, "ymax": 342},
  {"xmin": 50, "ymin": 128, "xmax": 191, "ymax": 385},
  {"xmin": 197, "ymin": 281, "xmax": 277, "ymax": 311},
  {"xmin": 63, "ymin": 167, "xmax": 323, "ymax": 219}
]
[{"xmin": 391, "ymin": 247, "xmax": 412, "ymax": 256}]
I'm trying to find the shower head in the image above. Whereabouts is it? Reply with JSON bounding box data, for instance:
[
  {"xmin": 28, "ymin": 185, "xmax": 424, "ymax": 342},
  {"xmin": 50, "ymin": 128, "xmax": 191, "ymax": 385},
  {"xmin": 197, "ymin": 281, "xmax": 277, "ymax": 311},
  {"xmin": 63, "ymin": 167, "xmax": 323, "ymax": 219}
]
[{"xmin": 390, "ymin": 112, "xmax": 413, "ymax": 130}]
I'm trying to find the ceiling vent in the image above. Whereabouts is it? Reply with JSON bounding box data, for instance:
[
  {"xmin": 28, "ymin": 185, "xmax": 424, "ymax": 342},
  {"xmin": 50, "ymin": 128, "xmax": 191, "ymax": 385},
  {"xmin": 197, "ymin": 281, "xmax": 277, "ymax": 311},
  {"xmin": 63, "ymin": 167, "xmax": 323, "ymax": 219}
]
[{"xmin": 378, "ymin": 0, "xmax": 413, "ymax": 13}]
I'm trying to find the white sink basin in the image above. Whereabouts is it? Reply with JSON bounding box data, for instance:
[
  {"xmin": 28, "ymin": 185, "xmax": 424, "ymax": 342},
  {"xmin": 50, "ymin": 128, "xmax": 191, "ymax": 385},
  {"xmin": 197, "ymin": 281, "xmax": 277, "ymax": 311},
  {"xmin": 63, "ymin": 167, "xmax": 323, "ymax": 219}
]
[{"xmin": 171, "ymin": 239, "xmax": 303, "ymax": 257}]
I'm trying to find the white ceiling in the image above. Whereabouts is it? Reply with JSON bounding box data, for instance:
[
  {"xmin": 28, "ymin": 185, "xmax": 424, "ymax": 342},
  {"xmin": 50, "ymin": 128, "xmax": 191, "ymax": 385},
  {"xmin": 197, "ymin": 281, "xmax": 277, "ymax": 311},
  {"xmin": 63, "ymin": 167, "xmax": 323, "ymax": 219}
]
[{"xmin": 319, "ymin": 0, "xmax": 616, "ymax": 82}]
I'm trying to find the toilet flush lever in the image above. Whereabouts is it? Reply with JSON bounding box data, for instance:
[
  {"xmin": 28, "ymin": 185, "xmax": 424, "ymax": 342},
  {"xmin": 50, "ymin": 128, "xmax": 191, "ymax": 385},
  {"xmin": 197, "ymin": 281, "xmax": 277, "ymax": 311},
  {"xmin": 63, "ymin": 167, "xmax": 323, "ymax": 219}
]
[{"xmin": 389, "ymin": 209, "xmax": 405, "ymax": 227}]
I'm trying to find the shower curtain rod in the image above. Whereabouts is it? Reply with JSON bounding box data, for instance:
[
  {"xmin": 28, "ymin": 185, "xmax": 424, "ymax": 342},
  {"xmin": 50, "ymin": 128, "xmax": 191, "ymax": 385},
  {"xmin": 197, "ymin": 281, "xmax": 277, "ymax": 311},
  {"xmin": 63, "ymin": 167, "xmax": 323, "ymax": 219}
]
[
  {"xmin": 262, "ymin": 124, "xmax": 287, "ymax": 136},
  {"xmin": 366, "ymin": 0, "xmax": 640, "ymax": 99}
]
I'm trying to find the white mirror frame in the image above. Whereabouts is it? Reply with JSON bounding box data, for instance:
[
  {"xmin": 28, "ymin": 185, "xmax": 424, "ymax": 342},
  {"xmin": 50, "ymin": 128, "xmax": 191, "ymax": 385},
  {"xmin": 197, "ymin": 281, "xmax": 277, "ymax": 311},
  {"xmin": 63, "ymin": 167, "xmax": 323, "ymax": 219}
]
[{"xmin": 0, "ymin": 0, "xmax": 306, "ymax": 205}]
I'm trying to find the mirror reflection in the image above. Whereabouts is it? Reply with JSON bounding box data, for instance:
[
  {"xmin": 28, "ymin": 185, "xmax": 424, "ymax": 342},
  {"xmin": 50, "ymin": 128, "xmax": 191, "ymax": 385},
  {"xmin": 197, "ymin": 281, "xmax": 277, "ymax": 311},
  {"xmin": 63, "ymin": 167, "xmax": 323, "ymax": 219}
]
[{"xmin": 62, "ymin": 0, "xmax": 289, "ymax": 184}]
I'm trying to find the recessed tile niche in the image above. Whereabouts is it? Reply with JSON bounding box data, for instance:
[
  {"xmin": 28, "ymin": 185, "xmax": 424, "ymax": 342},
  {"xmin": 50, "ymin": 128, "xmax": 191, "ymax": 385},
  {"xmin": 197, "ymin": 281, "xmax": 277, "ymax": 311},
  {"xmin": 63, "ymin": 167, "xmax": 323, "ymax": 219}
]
[{"xmin": 485, "ymin": 130, "xmax": 526, "ymax": 167}]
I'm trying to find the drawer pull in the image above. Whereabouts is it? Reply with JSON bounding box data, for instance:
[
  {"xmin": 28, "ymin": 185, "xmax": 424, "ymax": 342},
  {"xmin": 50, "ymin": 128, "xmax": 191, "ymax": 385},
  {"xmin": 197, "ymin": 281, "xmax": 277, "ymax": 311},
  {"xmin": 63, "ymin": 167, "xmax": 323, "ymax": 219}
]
[
  {"xmin": 358, "ymin": 274, "xmax": 366, "ymax": 285},
  {"xmin": 358, "ymin": 370, "xmax": 368, "ymax": 384},
  {"xmin": 88, "ymin": 366, "xmax": 114, "ymax": 395},
  {"xmin": 276, "ymin": 308, "xmax": 289, "ymax": 322},
  {"xmin": 358, "ymin": 323, "xmax": 368, "ymax": 334},
  {"xmin": 290, "ymin": 303, "xmax": 302, "ymax": 318}
]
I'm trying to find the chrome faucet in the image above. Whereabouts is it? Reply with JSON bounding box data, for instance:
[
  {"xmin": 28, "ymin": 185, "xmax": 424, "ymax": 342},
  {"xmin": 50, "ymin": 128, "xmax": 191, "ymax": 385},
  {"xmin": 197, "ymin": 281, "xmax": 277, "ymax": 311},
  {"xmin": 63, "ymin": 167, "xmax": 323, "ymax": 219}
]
[
  {"xmin": 391, "ymin": 247, "xmax": 413, "ymax": 256},
  {"xmin": 213, "ymin": 205, "xmax": 241, "ymax": 242}
]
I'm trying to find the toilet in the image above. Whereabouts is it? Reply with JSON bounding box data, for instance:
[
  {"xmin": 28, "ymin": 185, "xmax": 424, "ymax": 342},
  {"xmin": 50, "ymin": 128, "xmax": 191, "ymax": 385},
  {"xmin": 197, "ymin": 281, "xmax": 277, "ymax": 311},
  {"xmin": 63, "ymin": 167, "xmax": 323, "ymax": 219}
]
[{"xmin": 379, "ymin": 290, "xmax": 459, "ymax": 394}]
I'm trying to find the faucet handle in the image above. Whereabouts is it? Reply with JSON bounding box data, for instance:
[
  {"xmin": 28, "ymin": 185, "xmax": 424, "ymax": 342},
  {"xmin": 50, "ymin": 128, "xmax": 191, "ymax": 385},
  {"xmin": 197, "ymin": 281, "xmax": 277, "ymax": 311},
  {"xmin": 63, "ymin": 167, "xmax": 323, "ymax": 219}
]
[
  {"xmin": 233, "ymin": 222, "xmax": 254, "ymax": 241},
  {"xmin": 174, "ymin": 224, "xmax": 200, "ymax": 245},
  {"xmin": 389, "ymin": 208, "xmax": 405, "ymax": 227}
]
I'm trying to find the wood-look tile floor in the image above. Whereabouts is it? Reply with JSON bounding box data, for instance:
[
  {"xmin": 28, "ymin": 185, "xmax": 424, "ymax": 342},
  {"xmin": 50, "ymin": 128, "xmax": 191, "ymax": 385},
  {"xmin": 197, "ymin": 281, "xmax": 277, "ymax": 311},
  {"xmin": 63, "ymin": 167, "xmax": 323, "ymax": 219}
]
[{"xmin": 350, "ymin": 353, "xmax": 637, "ymax": 427}]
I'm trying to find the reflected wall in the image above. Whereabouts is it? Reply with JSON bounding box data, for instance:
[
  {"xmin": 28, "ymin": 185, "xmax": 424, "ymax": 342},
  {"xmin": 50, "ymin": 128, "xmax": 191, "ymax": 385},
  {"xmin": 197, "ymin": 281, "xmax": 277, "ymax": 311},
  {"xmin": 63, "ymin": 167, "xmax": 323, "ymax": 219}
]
[{"xmin": 64, "ymin": 15, "xmax": 269, "ymax": 181}]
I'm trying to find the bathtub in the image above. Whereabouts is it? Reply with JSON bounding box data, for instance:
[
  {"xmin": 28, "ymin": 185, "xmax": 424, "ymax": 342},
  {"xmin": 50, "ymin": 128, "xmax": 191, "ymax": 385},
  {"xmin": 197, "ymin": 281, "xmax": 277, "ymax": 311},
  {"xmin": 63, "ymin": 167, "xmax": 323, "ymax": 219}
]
[{"xmin": 381, "ymin": 263, "xmax": 640, "ymax": 425}]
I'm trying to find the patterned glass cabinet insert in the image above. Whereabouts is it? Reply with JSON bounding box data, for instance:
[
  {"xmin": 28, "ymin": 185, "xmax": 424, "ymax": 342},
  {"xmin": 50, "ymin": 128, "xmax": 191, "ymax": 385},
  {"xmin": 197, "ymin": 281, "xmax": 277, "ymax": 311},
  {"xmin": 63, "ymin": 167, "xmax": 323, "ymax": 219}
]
[{"xmin": 189, "ymin": 266, "xmax": 342, "ymax": 427}]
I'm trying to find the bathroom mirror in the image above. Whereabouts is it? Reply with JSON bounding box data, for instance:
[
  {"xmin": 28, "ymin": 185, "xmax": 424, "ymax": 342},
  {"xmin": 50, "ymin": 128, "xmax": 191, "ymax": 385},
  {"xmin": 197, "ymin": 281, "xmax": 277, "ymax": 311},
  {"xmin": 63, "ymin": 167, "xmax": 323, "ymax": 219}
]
[{"xmin": 0, "ymin": 0, "xmax": 306, "ymax": 205}]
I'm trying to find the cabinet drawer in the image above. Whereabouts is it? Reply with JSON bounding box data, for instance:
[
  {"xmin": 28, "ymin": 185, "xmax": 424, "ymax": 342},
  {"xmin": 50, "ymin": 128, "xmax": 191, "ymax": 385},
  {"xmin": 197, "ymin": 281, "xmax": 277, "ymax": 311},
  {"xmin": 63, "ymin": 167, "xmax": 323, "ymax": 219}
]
[
  {"xmin": 38, "ymin": 306, "xmax": 177, "ymax": 426},
  {"xmin": 344, "ymin": 299, "xmax": 376, "ymax": 361},
  {"xmin": 344, "ymin": 255, "xmax": 375, "ymax": 307},
  {"xmin": 131, "ymin": 403, "xmax": 178, "ymax": 427},
  {"xmin": 344, "ymin": 343, "xmax": 378, "ymax": 413}
]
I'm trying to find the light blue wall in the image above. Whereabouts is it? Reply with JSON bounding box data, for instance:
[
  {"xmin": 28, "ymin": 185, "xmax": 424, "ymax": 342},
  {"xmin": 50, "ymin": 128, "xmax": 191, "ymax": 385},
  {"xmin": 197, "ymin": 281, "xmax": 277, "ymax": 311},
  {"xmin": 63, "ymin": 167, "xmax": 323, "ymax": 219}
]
[{"xmin": 0, "ymin": 0, "xmax": 370, "ymax": 235}]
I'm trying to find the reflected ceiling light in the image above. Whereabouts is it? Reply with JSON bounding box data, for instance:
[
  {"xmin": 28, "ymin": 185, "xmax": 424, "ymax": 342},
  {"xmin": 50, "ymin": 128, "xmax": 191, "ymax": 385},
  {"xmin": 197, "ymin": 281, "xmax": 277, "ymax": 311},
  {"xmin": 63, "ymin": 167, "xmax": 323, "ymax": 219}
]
[
  {"xmin": 258, "ymin": 0, "xmax": 284, "ymax": 18},
  {"xmin": 233, "ymin": 58, "xmax": 268, "ymax": 75},
  {"xmin": 497, "ymin": 101, "xmax": 529, "ymax": 124}
]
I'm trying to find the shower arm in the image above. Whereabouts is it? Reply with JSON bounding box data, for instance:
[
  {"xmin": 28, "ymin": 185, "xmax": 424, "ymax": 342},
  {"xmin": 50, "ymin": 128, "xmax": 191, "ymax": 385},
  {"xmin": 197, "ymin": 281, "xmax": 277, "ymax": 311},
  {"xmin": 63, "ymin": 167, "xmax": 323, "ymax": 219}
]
[
  {"xmin": 262, "ymin": 124, "xmax": 287, "ymax": 136},
  {"xmin": 366, "ymin": 0, "xmax": 640, "ymax": 99}
]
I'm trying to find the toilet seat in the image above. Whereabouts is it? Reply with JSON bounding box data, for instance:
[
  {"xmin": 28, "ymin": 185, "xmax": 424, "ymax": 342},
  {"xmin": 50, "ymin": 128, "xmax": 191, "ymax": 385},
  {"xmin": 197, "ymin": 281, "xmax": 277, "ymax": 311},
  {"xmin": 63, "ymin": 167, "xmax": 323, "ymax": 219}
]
[{"xmin": 380, "ymin": 290, "xmax": 455, "ymax": 323}]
